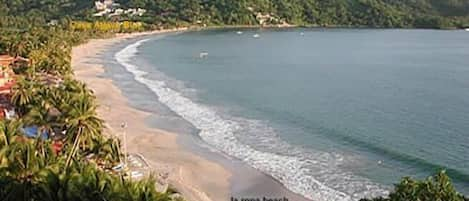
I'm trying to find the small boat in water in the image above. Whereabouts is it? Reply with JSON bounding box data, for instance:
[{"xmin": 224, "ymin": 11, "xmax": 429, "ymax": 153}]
[
  {"xmin": 465, "ymin": 28, "xmax": 469, "ymax": 31},
  {"xmin": 199, "ymin": 52, "xmax": 209, "ymax": 58},
  {"xmin": 236, "ymin": 31, "xmax": 243, "ymax": 35},
  {"xmin": 300, "ymin": 32, "xmax": 305, "ymax": 36},
  {"xmin": 253, "ymin": 34, "xmax": 260, "ymax": 38}
]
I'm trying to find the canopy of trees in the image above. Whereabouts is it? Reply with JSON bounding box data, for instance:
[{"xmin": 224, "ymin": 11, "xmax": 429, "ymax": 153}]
[
  {"xmin": 361, "ymin": 171, "xmax": 468, "ymax": 201},
  {"xmin": 1, "ymin": 0, "xmax": 469, "ymax": 28},
  {"xmin": 0, "ymin": 12, "xmax": 181, "ymax": 201},
  {"xmin": 1, "ymin": 1, "xmax": 469, "ymax": 201}
]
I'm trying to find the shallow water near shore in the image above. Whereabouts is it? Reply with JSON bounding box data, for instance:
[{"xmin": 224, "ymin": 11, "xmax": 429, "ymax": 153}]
[
  {"xmin": 109, "ymin": 28, "xmax": 469, "ymax": 201},
  {"xmin": 98, "ymin": 34, "xmax": 312, "ymax": 201}
]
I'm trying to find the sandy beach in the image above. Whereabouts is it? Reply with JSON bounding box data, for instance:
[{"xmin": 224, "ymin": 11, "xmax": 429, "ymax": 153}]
[
  {"xmin": 72, "ymin": 29, "xmax": 231, "ymax": 201},
  {"xmin": 71, "ymin": 29, "xmax": 313, "ymax": 201}
]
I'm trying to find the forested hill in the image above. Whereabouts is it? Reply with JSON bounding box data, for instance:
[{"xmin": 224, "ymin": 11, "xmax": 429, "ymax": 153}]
[{"xmin": 1, "ymin": 0, "xmax": 469, "ymax": 29}]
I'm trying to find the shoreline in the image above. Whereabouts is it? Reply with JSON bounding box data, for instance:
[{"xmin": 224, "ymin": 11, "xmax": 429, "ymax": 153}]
[
  {"xmin": 71, "ymin": 29, "xmax": 231, "ymax": 201},
  {"xmin": 71, "ymin": 28, "xmax": 313, "ymax": 201}
]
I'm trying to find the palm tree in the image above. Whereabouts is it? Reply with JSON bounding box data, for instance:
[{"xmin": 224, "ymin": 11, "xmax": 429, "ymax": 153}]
[
  {"xmin": 3, "ymin": 35, "xmax": 22, "ymax": 57},
  {"xmin": 61, "ymin": 79, "xmax": 91, "ymax": 95},
  {"xmin": 0, "ymin": 134, "xmax": 55, "ymax": 201},
  {"xmin": 64, "ymin": 93, "xmax": 103, "ymax": 167},
  {"xmin": 90, "ymin": 137, "xmax": 122, "ymax": 166},
  {"xmin": 0, "ymin": 120, "xmax": 23, "ymax": 147},
  {"xmin": 0, "ymin": 21, "xmax": 183, "ymax": 201},
  {"xmin": 11, "ymin": 77, "xmax": 37, "ymax": 115}
]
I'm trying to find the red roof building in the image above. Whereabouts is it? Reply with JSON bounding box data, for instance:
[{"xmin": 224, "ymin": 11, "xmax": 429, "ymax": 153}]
[{"xmin": 0, "ymin": 55, "xmax": 28, "ymax": 94}]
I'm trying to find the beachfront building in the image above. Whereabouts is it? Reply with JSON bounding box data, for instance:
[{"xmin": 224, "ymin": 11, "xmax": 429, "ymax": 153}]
[
  {"xmin": 0, "ymin": 55, "xmax": 28, "ymax": 120},
  {"xmin": 0, "ymin": 55, "xmax": 29, "ymax": 94},
  {"xmin": 0, "ymin": 55, "xmax": 30, "ymax": 69},
  {"xmin": 0, "ymin": 55, "xmax": 16, "ymax": 67}
]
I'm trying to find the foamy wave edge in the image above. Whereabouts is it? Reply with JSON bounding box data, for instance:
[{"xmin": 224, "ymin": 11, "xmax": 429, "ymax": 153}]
[{"xmin": 114, "ymin": 38, "xmax": 380, "ymax": 201}]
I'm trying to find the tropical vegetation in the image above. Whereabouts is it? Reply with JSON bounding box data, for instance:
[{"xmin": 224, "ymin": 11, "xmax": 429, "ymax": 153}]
[
  {"xmin": 0, "ymin": 18, "xmax": 181, "ymax": 201},
  {"xmin": 1, "ymin": 0, "xmax": 469, "ymax": 201},
  {"xmin": 1, "ymin": 0, "xmax": 469, "ymax": 29},
  {"xmin": 361, "ymin": 171, "xmax": 468, "ymax": 201}
]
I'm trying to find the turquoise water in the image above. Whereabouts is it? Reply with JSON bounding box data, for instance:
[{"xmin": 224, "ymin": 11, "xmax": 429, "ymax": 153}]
[{"xmin": 117, "ymin": 29, "xmax": 469, "ymax": 200}]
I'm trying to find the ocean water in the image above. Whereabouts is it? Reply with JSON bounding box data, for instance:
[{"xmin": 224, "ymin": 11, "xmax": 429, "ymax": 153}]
[{"xmin": 115, "ymin": 29, "xmax": 469, "ymax": 201}]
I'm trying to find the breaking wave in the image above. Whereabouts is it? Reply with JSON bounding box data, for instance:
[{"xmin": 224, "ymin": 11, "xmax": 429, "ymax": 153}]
[{"xmin": 115, "ymin": 38, "xmax": 388, "ymax": 201}]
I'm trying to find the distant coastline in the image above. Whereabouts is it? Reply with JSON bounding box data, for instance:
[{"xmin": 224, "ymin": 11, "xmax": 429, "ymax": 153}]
[{"xmin": 175, "ymin": 24, "xmax": 466, "ymax": 31}]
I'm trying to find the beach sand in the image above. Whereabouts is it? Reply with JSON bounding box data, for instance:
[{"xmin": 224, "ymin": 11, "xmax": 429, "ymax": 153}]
[
  {"xmin": 72, "ymin": 29, "xmax": 231, "ymax": 201},
  {"xmin": 71, "ymin": 29, "xmax": 312, "ymax": 201}
]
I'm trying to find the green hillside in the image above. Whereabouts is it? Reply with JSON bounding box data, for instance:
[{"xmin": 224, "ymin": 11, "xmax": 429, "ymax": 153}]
[
  {"xmin": 0, "ymin": 1, "xmax": 468, "ymax": 201},
  {"xmin": 1, "ymin": 0, "xmax": 469, "ymax": 29}
]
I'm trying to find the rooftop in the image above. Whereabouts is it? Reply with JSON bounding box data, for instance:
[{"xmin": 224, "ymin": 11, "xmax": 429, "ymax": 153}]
[{"xmin": 0, "ymin": 55, "xmax": 30, "ymax": 67}]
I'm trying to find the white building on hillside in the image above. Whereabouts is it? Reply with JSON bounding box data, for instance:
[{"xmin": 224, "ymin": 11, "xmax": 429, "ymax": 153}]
[
  {"xmin": 95, "ymin": 0, "xmax": 119, "ymax": 11},
  {"xmin": 93, "ymin": 0, "xmax": 146, "ymax": 17}
]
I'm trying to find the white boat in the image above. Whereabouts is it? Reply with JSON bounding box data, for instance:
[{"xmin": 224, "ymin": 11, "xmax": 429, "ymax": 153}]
[
  {"xmin": 253, "ymin": 34, "xmax": 260, "ymax": 38},
  {"xmin": 199, "ymin": 52, "xmax": 209, "ymax": 58},
  {"xmin": 465, "ymin": 28, "xmax": 469, "ymax": 31},
  {"xmin": 236, "ymin": 31, "xmax": 243, "ymax": 35}
]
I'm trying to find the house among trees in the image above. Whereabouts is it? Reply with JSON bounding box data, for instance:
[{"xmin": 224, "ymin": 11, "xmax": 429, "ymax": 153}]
[
  {"xmin": 0, "ymin": 55, "xmax": 28, "ymax": 94},
  {"xmin": 93, "ymin": 0, "xmax": 146, "ymax": 17},
  {"xmin": 0, "ymin": 55, "xmax": 29, "ymax": 120},
  {"xmin": 95, "ymin": 0, "xmax": 118, "ymax": 11},
  {"xmin": 0, "ymin": 55, "xmax": 30, "ymax": 69},
  {"xmin": 94, "ymin": 0, "xmax": 119, "ymax": 17},
  {"xmin": 0, "ymin": 55, "xmax": 17, "ymax": 67}
]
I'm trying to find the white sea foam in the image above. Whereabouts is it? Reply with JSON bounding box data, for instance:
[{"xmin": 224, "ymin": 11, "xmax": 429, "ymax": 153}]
[{"xmin": 115, "ymin": 39, "xmax": 388, "ymax": 201}]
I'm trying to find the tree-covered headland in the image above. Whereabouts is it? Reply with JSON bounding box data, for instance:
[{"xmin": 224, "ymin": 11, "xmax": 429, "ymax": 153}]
[
  {"xmin": 118, "ymin": 0, "xmax": 469, "ymax": 28},
  {"xmin": 0, "ymin": 1, "xmax": 468, "ymax": 201},
  {"xmin": 1, "ymin": 0, "xmax": 469, "ymax": 29}
]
